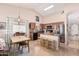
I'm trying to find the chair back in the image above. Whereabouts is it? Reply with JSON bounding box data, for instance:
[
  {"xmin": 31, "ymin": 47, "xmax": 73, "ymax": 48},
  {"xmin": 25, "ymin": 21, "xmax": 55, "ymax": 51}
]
[{"xmin": 14, "ymin": 32, "xmax": 25, "ymax": 36}]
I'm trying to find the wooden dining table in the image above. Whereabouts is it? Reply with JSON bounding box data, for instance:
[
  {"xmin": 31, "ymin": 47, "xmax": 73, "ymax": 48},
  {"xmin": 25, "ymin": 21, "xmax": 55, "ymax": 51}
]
[
  {"xmin": 11, "ymin": 36, "xmax": 30, "ymax": 43},
  {"xmin": 11, "ymin": 36, "xmax": 30, "ymax": 55}
]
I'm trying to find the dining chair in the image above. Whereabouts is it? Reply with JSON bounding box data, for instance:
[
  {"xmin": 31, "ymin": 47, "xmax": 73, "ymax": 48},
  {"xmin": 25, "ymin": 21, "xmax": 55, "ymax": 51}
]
[{"xmin": 18, "ymin": 41, "xmax": 29, "ymax": 53}]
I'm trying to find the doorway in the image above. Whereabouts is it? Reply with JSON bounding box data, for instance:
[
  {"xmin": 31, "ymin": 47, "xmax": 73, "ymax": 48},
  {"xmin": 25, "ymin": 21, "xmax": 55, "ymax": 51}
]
[{"xmin": 67, "ymin": 11, "xmax": 79, "ymax": 49}]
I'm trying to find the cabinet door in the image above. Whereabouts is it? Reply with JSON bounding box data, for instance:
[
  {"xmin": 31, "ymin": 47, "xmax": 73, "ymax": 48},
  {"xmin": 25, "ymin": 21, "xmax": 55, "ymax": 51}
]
[
  {"xmin": 29, "ymin": 23, "xmax": 35, "ymax": 30},
  {"xmin": 40, "ymin": 24, "xmax": 45, "ymax": 29}
]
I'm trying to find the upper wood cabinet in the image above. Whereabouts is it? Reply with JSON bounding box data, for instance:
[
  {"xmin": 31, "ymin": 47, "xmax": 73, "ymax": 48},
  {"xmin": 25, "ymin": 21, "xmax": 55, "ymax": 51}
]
[
  {"xmin": 40, "ymin": 24, "xmax": 45, "ymax": 29},
  {"xmin": 29, "ymin": 23, "xmax": 36, "ymax": 30},
  {"xmin": 41, "ymin": 22, "xmax": 64, "ymax": 29}
]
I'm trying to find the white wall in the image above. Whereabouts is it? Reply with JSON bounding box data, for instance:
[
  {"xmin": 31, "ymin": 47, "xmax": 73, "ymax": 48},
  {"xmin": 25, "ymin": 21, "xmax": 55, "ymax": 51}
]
[
  {"xmin": 42, "ymin": 14, "xmax": 65, "ymax": 24},
  {"xmin": 0, "ymin": 4, "xmax": 43, "ymax": 23},
  {"xmin": 1, "ymin": 4, "xmax": 79, "ymax": 44},
  {"xmin": 0, "ymin": 4, "xmax": 43, "ymax": 39}
]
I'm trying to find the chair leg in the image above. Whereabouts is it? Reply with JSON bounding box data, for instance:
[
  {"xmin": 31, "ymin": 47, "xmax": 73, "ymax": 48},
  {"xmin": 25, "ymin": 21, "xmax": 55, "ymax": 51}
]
[
  {"xmin": 20, "ymin": 46, "xmax": 23, "ymax": 53},
  {"xmin": 13, "ymin": 44, "xmax": 16, "ymax": 56},
  {"xmin": 18, "ymin": 44, "xmax": 20, "ymax": 51}
]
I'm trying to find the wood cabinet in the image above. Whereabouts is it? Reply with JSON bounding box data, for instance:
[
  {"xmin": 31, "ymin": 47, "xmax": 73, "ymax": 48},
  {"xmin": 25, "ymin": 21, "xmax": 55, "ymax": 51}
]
[
  {"xmin": 29, "ymin": 23, "xmax": 36, "ymax": 40},
  {"xmin": 59, "ymin": 35, "xmax": 65, "ymax": 43},
  {"xmin": 29, "ymin": 23, "xmax": 35, "ymax": 30},
  {"xmin": 43, "ymin": 22, "xmax": 64, "ymax": 29},
  {"xmin": 40, "ymin": 22, "xmax": 65, "ymax": 43},
  {"xmin": 40, "ymin": 24, "xmax": 45, "ymax": 29}
]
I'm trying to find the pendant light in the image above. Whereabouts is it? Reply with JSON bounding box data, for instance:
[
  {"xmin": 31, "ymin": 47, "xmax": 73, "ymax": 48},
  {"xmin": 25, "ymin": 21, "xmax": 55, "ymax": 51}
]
[
  {"xmin": 17, "ymin": 8, "xmax": 21, "ymax": 24},
  {"xmin": 18, "ymin": 16, "xmax": 20, "ymax": 22}
]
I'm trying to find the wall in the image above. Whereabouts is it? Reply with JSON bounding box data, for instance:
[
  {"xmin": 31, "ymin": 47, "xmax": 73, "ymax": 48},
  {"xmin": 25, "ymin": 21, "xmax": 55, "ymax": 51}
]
[
  {"xmin": 42, "ymin": 14, "xmax": 65, "ymax": 24},
  {"xmin": 0, "ymin": 4, "xmax": 43, "ymax": 23},
  {"xmin": 0, "ymin": 4, "xmax": 43, "ymax": 40},
  {"xmin": 1, "ymin": 4, "xmax": 79, "ymax": 44},
  {"xmin": 42, "ymin": 4, "xmax": 79, "ymax": 45}
]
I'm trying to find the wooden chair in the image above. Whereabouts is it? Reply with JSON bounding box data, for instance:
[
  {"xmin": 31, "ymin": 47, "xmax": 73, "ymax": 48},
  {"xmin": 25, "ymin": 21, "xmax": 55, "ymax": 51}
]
[
  {"xmin": 14, "ymin": 32, "xmax": 20, "ymax": 36},
  {"xmin": 18, "ymin": 41, "xmax": 29, "ymax": 53}
]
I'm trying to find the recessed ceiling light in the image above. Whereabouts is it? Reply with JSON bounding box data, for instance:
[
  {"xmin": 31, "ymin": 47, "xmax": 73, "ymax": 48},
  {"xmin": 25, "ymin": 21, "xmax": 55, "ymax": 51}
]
[{"xmin": 44, "ymin": 5, "xmax": 54, "ymax": 11}]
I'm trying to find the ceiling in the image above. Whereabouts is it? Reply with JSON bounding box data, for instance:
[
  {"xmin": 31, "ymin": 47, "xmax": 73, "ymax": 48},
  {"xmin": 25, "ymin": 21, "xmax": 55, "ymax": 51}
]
[
  {"xmin": 6, "ymin": 3, "xmax": 67, "ymax": 16},
  {"xmin": 5, "ymin": 3, "xmax": 79, "ymax": 17}
]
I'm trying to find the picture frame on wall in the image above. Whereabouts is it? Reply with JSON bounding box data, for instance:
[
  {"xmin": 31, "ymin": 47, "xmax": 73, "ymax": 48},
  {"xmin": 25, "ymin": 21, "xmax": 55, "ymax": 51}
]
[
  {"xmin": 0, "ymin": 22, "xmax": 6, "ymax": 30},
  {"xmin": 36, "ymin": 16, "xmax": 39, "ymax": 22}
]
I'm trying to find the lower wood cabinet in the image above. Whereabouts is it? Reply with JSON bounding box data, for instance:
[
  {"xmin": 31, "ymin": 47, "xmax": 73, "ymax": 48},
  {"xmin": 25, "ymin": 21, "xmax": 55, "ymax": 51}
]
[{"xmin": 40, "ymin": 39, "xmax": 56, "ymax": 49}]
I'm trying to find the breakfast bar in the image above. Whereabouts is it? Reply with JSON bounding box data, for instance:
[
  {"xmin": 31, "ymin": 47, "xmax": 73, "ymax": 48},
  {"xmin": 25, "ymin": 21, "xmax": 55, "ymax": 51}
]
[{"xmin": 39, "ymin": 34, "xmax": 59, "ymax": 50}]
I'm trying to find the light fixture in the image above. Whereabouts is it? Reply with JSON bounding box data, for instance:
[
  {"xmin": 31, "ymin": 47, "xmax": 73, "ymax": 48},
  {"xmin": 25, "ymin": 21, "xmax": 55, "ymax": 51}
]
[
  {"xmin": 17, "ymin": 8, "xmax": 21, "ymax": 24},
  {"xmin": 18, "ymin": 16, "xmax": 20, "ymax": 22},
  {"xmin": 44, "ymin": 5, "xmax": 54, "ymax": 11}
]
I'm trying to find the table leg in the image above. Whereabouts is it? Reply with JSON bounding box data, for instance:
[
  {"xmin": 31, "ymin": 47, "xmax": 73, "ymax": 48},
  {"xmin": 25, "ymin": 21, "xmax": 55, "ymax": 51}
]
[
  {"xmin": 28, "ymin": 41, "xmax": 30, "ymax": 52},
  {"xmin": 13, "ymin": 44, "xmax": 16, "ymax": 56}
]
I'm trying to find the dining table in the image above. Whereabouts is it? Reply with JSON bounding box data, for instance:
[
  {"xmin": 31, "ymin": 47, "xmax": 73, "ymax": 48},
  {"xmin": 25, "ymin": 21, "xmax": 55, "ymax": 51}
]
[{"xmin": 11, "ymin": 36, "xmax": 30, "ymax": 55}]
